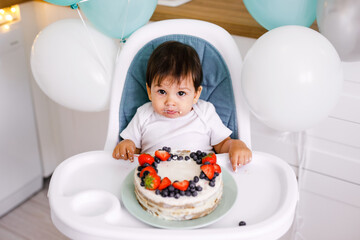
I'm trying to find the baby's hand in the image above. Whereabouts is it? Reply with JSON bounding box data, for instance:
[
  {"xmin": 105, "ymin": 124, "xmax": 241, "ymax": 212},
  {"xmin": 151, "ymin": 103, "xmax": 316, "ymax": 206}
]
[
  {"xmin": 228, "ymin": 140, "xmax": 252, "ymax": 172},
  {"xmin": 112, "ymin": 139, "xmax": 136, "ymax": 162}
]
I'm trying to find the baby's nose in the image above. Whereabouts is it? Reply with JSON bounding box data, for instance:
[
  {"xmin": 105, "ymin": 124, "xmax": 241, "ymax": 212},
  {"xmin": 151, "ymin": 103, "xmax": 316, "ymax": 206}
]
[{"xmin": 165, "ymin": 95, "xmax": 176, "ymax": 106}]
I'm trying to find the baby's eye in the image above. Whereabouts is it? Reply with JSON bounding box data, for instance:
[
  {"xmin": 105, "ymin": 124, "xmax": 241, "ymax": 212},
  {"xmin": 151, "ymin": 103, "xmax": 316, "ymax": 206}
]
[
  {"xmin": 157, "ymin": 89, "xmax": 166, "ymax": 95},
  {"xmin": 178, "ymin": 91, "xmax": 186, "ymax": 96}
]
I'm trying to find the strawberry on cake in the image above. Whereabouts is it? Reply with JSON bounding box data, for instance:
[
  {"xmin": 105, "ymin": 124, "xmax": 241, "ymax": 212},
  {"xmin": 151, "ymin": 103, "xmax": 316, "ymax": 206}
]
[{"xmin": 134, "ymin": 147, "xmax": 223, "ymax": 221}]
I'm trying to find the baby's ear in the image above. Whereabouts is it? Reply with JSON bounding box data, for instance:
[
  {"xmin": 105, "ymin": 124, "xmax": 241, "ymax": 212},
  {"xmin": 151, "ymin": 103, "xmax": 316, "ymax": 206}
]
[
  {"xmin": 146, "ymin": 84, "xmax": 152, "ymax": 101},
  {"xmin": 193, "ymin": 86, "xmax": 202, "ymax": 104}
]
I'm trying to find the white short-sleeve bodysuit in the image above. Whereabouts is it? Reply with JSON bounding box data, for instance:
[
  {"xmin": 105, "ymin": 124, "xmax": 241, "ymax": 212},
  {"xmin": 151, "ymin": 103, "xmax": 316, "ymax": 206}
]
[{"xmin": 120, "ymin": 100, "xmax": 232, "ymax": 154}]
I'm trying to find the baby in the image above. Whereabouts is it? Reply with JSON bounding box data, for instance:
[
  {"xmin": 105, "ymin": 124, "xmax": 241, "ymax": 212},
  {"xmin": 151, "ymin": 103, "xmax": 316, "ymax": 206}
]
[{"xmin": 113, "ymin": 41, "xmax": 252, "ymax": 171}]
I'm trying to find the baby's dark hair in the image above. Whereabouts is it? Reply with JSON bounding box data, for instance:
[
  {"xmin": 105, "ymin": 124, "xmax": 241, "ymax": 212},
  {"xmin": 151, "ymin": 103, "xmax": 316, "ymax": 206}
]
[{"xmin": 146, "ymin": 41, "xmax": 203, "ymax": 91}]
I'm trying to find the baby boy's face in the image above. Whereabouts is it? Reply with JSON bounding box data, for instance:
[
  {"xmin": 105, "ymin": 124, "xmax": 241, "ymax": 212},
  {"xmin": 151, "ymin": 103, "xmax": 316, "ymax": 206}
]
[{"xmin": 146, "ymin": 76, "xmax": 202, "ymax": 118}]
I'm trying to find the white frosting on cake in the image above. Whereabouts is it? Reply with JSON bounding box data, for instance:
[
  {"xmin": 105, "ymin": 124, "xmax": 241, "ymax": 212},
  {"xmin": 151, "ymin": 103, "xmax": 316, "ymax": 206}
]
[
  {"xmin": 134, "ymin": 158, "xmax": 223, "ymax": 220},
  {"xmin": 157, "ymin": 160, "xmax": 201, "ymax": 182}
]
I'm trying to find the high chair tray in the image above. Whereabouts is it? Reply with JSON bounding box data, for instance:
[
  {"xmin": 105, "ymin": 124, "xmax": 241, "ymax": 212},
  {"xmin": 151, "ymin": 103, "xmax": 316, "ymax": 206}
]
[{"xmin": 48, "ymin": 150, "xmax": 298, "ymax": 240}]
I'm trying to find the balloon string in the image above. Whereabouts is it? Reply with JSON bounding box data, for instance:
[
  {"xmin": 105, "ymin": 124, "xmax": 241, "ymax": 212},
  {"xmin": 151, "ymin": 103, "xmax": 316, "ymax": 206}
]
[
  {"xmin": 116, "ymin": 41, "xmax": 125, "ymax": 64},
  {"xmin": 291, "ymin": 131, "xmax": 307, "ymax": 240},
  {"xmin": 76, "ymin": 7, "xmax": 109, "ymax": 83}
]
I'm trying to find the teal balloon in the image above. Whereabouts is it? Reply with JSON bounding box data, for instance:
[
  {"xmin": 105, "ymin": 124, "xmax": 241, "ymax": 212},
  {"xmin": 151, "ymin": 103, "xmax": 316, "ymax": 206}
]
[
  {"xmin": 79, "ymin": 0, "xmax": 157, "ymax": 39},
  {"xmin": 44, "ymin": 0, "xmax": 80, "ymax": 6},
  {"xmin": 243, "ymin": 0, "xmax": 317, "ymax": 30}
]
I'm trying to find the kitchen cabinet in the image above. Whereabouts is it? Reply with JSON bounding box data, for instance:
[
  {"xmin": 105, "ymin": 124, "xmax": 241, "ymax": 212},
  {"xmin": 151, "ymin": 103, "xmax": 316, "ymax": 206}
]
[{"xmin": 0, "ymin": 23, "xmax": 42, "ymax": 217}]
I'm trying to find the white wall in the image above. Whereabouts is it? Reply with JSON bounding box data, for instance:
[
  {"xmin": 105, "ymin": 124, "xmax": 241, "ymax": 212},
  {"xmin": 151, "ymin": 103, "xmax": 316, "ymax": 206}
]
[{"xmin": 19, "ymin": 1, "xmax": 109, "ymax": 177}]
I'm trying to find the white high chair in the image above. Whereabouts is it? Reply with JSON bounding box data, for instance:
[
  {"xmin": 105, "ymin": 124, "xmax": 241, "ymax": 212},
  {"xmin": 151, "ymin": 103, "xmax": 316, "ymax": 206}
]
[{"xmin": 48, "ymin": 19, "xmax": 298, "ymax": 240}]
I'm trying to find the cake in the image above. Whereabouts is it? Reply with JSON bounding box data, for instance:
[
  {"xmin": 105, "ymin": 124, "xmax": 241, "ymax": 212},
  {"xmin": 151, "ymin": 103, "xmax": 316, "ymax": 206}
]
[{"xmin": 134, "ymin": 147, "xmax": 223, "ymax": 221}]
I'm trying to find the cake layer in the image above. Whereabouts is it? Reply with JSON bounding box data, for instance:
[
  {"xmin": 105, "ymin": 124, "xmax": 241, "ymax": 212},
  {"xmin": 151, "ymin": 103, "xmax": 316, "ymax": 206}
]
[{"xmin": 135, "ymin": 180, "xmax": 223, "ymax": 220}]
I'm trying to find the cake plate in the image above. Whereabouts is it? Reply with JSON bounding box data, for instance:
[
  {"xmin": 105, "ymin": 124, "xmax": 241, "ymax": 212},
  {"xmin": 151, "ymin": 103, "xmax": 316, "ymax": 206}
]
[{"xmin": 121, "ymin": 168, "xmax": 237, "ymax": 229}]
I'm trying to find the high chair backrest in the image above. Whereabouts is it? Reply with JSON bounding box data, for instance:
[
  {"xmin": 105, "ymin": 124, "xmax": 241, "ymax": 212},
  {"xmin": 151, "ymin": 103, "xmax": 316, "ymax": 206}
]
[{"xmin": 104, "ymin": 19, "xmax": 251, "ymax": 151}]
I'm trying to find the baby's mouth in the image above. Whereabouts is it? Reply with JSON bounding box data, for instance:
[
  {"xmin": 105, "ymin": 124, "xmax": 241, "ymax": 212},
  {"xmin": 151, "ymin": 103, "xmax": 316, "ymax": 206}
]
[{"xmin": 163, "ymin": 109, "xmax": 180, "ymax": 115}]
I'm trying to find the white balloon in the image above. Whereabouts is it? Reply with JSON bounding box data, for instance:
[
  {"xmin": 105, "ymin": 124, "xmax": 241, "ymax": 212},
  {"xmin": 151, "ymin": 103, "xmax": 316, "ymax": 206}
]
[
  {"xmin": 31, "ymin": 19, "xmax": 118, "ymax": 112},
  {"xmin": 317, "ymin": 0, "xmax": 360, "ymax": 62},
  {"xmin": 241, "ymin": 26, "xmax": 343, "ymax": 132}
]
